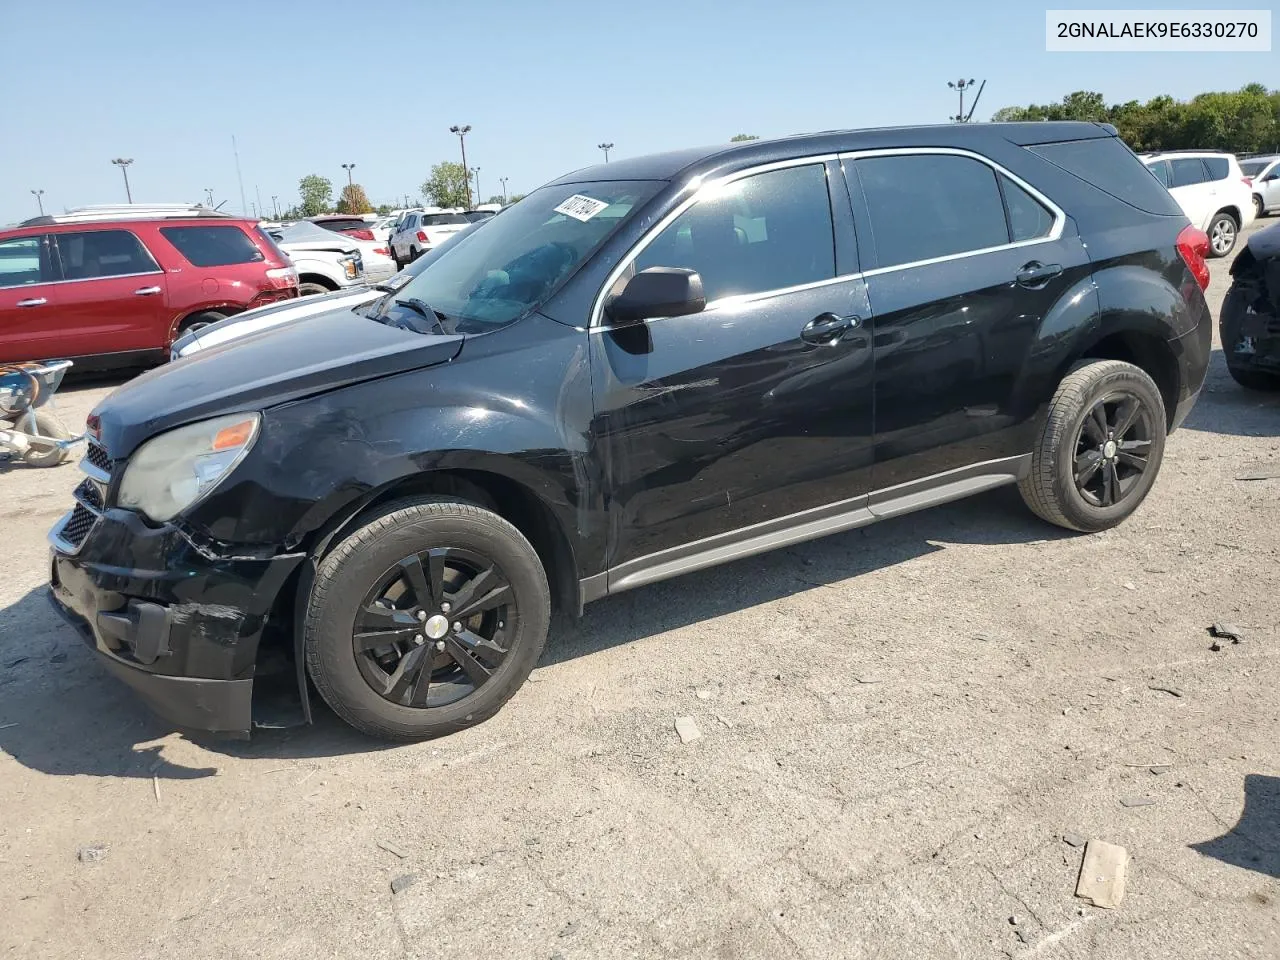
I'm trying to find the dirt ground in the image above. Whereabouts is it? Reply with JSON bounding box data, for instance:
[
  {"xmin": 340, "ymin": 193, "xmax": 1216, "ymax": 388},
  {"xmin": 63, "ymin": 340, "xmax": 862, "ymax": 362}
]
[{"xmin": 2, "ymin": 222, "xmax": 1278, "ymax": 960}]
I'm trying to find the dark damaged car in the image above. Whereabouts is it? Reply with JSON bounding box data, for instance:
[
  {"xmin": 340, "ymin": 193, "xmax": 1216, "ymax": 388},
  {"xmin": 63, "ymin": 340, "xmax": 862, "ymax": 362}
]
[
  {"xmin": 1220, "ymin": 220, "xmax": 1280, "ymax": 391},
  {"xmin": 49, "ymin": 123, "xmax": 1212, "ymax": 741}
]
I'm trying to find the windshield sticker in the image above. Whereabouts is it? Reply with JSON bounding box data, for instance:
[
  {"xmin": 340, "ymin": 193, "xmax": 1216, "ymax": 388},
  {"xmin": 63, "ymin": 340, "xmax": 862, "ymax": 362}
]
[{"xmin": 553, "ymin": 194, "xmax": 610, "ymax": 222}]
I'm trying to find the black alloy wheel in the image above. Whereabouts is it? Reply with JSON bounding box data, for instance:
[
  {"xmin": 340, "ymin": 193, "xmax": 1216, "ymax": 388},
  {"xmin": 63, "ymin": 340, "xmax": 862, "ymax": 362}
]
[
  {"xmin": 354, "ymin": 547, "xmax": 515, "ymax": 709},
  {"xmin": 1072, "ymin": 392, "xmax": 1154, "ymax": 508}
]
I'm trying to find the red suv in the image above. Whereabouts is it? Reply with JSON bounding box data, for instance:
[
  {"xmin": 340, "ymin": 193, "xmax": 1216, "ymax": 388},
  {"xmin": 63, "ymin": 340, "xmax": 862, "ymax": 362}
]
[{"xmin": 0, "ymin": 205, "xmax": 299, "ymax": 368}]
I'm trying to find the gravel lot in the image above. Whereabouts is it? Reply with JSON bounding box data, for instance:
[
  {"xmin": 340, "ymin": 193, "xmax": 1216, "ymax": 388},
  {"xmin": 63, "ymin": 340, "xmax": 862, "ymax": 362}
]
[{"xmin": 3, "ymin": 221, "xmax": 1278, "ymax": 960}]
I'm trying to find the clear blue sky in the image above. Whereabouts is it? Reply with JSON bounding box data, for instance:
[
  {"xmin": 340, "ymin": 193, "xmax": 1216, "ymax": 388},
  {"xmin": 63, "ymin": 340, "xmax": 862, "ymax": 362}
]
[{"xmin": 3, "ymin": 0, "xmax": 1272, "ymax": 223}]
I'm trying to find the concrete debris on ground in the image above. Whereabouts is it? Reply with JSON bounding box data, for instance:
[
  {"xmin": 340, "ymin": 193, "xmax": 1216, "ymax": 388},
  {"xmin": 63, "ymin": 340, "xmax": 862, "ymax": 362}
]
[
  {"xmin": 376, "ymin": 840, "xmax": 409, "ymax": 859},
  {"xmin": 674, "ymin": 716, "xmax": 702, "ymax": 744},
  {"xmin": 1235, "ymin": 462, "xmax": 1280, "ymax": 481},
  {"xmin": 390, "ymin": 873, "xmax": 419, "ymax": 894},
  {"xmin": 77, "ymin": 846, "xmax": 107, "ymax": 863},
  {"xmin": 1076, "ymin": 840, "xmax": 1128, "ymax": 909},
  {"xmin": 1062, "ymin": 831, "xmax": 1086, "ymax": 848},
  {"xmin": 1120, "ymin": 796, "xmax": 1158, "ymax": 808}
]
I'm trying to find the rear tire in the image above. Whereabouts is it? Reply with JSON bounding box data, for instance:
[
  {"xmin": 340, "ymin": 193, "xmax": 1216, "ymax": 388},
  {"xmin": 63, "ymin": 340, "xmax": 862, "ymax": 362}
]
[
  {"xmin": 298, "ymin": 282, "xmax": 330, "ymax": 297},
  {"xmin": 177, "ymin": 310, "xmax": 227, "ymax": 336},
  {"xmin": 22, "ymin": 409, "xmax": 72, "ymax": 467},
  {"xmin": 1256, "ymin": 195, "xmax": 1267, "ymax": 219},
  {"xmin": 1207, "ymin": 211, "xmax": 1239, "ymax": 258},
  {"xmin": 304, "ymin": 497, "xmax": 551, "ymax": 741},
  {"xmin": 1018, "ymin": 360, "xmax": 1167, "ymax": 533}
]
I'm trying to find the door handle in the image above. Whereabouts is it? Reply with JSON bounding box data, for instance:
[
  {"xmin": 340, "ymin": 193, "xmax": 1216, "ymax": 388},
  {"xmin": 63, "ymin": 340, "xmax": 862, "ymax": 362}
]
[
  {"xmin": 134, "ymin": 286, "xmax": 163, "ymax": 296},
  {"xmin": 801, "ymin": 312, "xmax": 859, "ymax": 345},
  {"xmin": 16, "ymin": 297, "xmax": 47, "ymax": 307},
  {"xmin": 1015, "ymin": 261, "xmax": 1063, "ymax": 288}
]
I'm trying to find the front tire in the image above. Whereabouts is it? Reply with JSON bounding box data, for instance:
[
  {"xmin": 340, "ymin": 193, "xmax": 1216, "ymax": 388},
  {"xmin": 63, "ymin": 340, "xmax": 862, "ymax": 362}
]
[
  {"xmin": 1019, "ymin": 360, "xmax": 1167, "ymax": 533},
  {"xmin": 177, "ymin": 310, "xmax": 227, "ymax": 337},
  {"xmin": 1207, "ymin": 212, "xmax": 1238, "ymax": 258},
  {"xmin": 304, "ymin": 497, "xmax": 551, "ymax": 741}
]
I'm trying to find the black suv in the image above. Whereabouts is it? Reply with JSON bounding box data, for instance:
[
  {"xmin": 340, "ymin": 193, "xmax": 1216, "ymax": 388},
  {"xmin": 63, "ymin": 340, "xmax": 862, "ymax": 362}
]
[{"xmin": 49, "ymin": 123, "xmax": 1212, "ymax": 740}]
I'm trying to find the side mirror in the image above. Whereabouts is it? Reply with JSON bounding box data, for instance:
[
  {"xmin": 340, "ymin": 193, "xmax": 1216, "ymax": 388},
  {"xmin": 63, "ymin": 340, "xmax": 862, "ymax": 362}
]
[{"xmin": 607, "ymin": 267, "xmax": 705, "ymax": 326}]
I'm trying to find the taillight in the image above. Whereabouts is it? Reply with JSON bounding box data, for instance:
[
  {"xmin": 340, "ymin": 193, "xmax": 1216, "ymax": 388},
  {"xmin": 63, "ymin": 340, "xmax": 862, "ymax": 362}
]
[
  {"xmin": 416, "ymin": 231, "xmax": 428, "ymax": 242},
  {"xmin": 344, "ymin": 228, "xmax": 376, "ymax": 241},
  {"xmin": 1243, "ymin": 177, "xmax": 1253, "ymax": 187},
  {"xmin": 264, "ymin": 266, "xmax": 299, "ymax": 290},
  {"xmin": 1176, "ymin": 224, "xmax": 1211, "ymax": 292},
  {"xmin": 373, "ymin": 247, "xmax": 389, "ymax": 256}
]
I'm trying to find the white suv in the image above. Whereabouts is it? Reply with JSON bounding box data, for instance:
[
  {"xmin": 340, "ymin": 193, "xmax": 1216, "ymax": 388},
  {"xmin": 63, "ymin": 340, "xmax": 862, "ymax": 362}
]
[
  {"xmin": 1142, "ymin": 151, "xmax": 1256, "ymax": 257},
  {"xmin": 389, "ymin": 210, "xmax": 472, "ymax": 266},
  {"xmin": 1240, "ymin": 155, "xmax": 1280, "ymax": 219}
]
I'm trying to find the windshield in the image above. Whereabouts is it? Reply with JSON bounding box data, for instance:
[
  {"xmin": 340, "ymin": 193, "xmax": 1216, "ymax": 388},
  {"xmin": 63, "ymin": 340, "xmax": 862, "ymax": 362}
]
[
  {"xmin": 1241, "ymin": 160, "xmax": 1270, "ymax": 177},
  {"xmin": 388, "ymin": 179, "xmax": 661, "ymax": 331}
]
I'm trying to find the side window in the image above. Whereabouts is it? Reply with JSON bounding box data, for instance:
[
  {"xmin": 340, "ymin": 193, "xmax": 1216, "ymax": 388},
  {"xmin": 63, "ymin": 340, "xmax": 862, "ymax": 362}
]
[
  {"xmin": 854, "ymin": 154, "xmax": 1007, "ymax": 269},
  {"xmin": 633, "ymin": 163, "xmax": 835, "ymax": 302},
  {"xmin": 0, "ymin": 237, "xmax": 52, "ymax": 289},
  {"xmin": 160, "ymin": 226, "xmax": 266, "ymax": 267},
  {"xmin": 1000, "ymin": 175, "xmax": 1055, "ymax": 242},
  {"xmin": 1146, "ymin": 160, "xmax": 1172, "ymax": 188},
  {"xmin": 1169, "ymin": 158, "xmax": 1208, "ymax": 187},
  {"xmin": 54, "ymin": 229, "xmax": 159, "ymax": 281},
  {"xmin": 1203, "ymin": 157, "xmax": 1229, "ymax": 181}
]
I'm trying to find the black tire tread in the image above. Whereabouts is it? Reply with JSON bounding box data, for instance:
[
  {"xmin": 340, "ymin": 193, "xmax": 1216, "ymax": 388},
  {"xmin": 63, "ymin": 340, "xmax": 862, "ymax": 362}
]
[
  {"xmin": 303, "ymin": 496, "xmax": 550, "ymax": 741},
  {"xmin": 1018, "ymin": 359, "xmax": 1166, "ymax": 532}
]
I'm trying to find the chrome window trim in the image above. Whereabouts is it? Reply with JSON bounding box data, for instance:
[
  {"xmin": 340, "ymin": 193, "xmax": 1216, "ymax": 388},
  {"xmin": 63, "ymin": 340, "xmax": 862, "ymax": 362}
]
[
  {"xmin": 588, "ymin": 147, "xmax": 1066, "ymax": 329},
  {"xmin": 2, "ymin": 268, "xmax": 166, "ymax": 290},
  {"xmin": 588, "ymin": 154, "xmax": 838, "ymax": 328}
]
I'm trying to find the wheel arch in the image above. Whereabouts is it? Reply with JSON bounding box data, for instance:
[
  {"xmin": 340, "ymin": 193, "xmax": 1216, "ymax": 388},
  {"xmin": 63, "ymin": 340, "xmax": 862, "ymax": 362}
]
[
  {"xmin": 296, "ymin": 272, "xmax": 339, "ymax": 291},
  {"xmin": 169, "ymin": 305, "xmax": 242, "ymax": 344},
  {"xmin": 1213, "ymin": 205, "xmax": 1242, "ymax": 227},
  {"xmin": 1070, "ymin": 329, "xmax": 1181, "ymax": 430}
]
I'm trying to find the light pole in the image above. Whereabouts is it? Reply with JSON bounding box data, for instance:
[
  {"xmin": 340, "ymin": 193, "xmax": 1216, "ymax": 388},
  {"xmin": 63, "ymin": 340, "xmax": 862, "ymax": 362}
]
[
  {"xmin": 948, "ymin": 79, "xmax": 976, "ymax": 122},
  {"xmin": 449, "ymin": 125, "xmax": 473, "ymax": 209},
  {"xmin": 272, "ymin": 195, "xmax": 279, "ymax": 218},
  {"xmin": 598, "ymin": 142, "xmax": 614, "ymax": 162},
  {"xmin": 111, "ymin": 158, "xmax": 134, "ymax": 203},
  {"xmin": 205, "ymin": 188, "xmax": 214, "ymax": 207},
  {"xmin": 31, "ymin": 189, "xmax": 45, "ymax": 216},
  {"xmin": 499, "ymin": 177, "xmax": 509, "ymax": 203},
  {"xmin": 472, "ymin": 167, "xmax": 481, "ymax": 207},
  {"xmin": 341, "ymin": 163, "xmax": 356, "ymax": 186}
]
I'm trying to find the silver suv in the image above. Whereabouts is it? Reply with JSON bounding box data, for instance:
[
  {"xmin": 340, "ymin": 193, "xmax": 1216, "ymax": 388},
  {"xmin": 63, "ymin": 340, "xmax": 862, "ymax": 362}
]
[{"xmin": 1241, "ymin": 154, "xmax": 1280, "ymax": 219}]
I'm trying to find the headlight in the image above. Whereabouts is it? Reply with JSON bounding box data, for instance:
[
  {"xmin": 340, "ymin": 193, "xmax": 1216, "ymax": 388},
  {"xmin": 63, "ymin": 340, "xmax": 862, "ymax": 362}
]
[{"xmin": 117, "ymin": 413, "xmax": 260, "ymax": 522}]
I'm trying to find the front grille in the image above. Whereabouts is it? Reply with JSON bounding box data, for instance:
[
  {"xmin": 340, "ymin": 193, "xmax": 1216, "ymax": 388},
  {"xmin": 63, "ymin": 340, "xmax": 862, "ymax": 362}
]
[
  {"xmin": 84, "ymin": 441, "xmax": 112, "ymax": 476},
  {"xmin": 75, "ymin": 478, "xmax": 104, "ymax": 512},
  {"xmin": 59, "ymin": 504, "xmax": 98, "ymax": 550}
]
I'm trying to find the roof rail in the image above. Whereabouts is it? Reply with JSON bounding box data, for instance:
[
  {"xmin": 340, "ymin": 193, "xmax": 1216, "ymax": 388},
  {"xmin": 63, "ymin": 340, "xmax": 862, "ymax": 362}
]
[{"xmin": 18, "ymin": 203, "xmax": 236, "ymax": 228}]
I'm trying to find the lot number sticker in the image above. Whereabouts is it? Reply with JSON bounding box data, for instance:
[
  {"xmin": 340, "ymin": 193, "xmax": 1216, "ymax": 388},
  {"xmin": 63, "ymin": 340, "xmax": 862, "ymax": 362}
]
[{"xmin": 554, "ymin": 194, "xmax": 610, "ymax": 221}]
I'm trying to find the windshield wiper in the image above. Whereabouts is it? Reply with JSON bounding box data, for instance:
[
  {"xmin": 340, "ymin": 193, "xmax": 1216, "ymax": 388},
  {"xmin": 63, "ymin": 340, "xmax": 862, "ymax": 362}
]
[{"xmin": 391, "ymin": 298, "xmax": 455, "ymax": 335}]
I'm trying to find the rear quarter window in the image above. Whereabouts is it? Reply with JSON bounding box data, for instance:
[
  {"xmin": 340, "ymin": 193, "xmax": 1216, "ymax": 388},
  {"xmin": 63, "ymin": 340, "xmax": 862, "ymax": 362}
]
[
  {"xmin": 1203, "ymin": 157, "xmax": 1229, "ymax": 181},
  {"xmin": 161, "ymin": 225, "xmax": 266, "ymax": 267},
  {"xmin": 1029, "ymin": 138, "xmax": 1183, "ymax": 217}
]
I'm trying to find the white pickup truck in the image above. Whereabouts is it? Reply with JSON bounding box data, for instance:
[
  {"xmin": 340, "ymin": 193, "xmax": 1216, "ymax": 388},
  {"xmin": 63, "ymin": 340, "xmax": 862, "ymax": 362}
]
[{"xmin": 267, "ymin": 221, "xmax": 367, "ymax": 296}]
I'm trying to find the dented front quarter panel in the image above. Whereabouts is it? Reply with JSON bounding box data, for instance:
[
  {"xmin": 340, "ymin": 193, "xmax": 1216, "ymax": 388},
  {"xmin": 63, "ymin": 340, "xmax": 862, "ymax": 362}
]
[{"xmin": 187, "ymin": 312, "xmax": 606, "ymax": 579}]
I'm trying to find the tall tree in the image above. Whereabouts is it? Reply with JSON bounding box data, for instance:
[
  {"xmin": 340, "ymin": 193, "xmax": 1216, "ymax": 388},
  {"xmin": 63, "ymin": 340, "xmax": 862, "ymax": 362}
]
[
  {"xmin": 730, "ymin": 134, "xmax": 759, "ymax": 142},
  {"xmin": 298, "ymin": 174, "xmax": 334, "ymax": 217},
  {"xmin": 336, "ymin": 183, "xmax": 373, "ymax": 215},
  {"xmin": 421, "ymin": 162, "xmax": 470, "ymax": 209}
]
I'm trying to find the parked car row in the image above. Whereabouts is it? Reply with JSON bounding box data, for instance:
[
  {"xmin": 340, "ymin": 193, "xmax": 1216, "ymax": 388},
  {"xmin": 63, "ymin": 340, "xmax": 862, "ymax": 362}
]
[{"xmin": 48, "ymin": 122, "xmax": 1219, "ymax": 742}]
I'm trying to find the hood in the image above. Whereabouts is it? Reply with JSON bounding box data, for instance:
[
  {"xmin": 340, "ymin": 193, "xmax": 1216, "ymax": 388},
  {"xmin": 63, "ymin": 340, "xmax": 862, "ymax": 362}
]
[
  {"xmin": 94, "ymin": 308, "xmax": 463, "ymax": 457},
  {"xmin": 1245, "ymin": 219, "xmax": 1280, "ymax": 262},
  {"xmin": 273, "ymin": 221, "xmax": 359, "ymax": 255}
]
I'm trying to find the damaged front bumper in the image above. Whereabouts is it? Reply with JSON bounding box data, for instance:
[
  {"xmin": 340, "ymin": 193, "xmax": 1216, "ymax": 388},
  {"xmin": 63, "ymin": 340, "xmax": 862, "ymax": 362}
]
[{"xmin": 48, "ymin": 507, "xmax": 303, "ymax": 737}]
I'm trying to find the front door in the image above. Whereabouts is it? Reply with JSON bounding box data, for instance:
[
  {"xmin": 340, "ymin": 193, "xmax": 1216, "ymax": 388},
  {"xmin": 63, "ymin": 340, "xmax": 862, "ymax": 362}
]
[
  {"xmin": 841, "ymin": 150, "xmax": 1093, "ymax": 499},
  {"xmin": 49, "ymin": 228, "xmax": 169, "ymax": 356},
  {"xmin": 0, "ymin": 234, "xmax": 61, "ymax": 362},
  {"xmin": 590, "ymin": 160, "xmax": 875, "ymax": 578}
]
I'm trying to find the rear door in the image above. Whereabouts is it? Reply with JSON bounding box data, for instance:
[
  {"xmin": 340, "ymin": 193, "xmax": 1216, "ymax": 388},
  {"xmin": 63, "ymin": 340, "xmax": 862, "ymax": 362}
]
[
  {"xmin": 1167, "ymin": 158, "xmax": 1213, "ymax": 229},
  {"xmin": 841, "ymin": 149, "xmax": 1093, "ymax": 501},
  {"xmin": 591, "ymin": 158, "xmax": 875, "ymax": 579},
  {"xmin": 48, "ymin": 228, "xmax": 170, "ymax": 355},
  {"xmin": 0, "ymin": 234, "xmax": 62, "ymax": 362}
]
